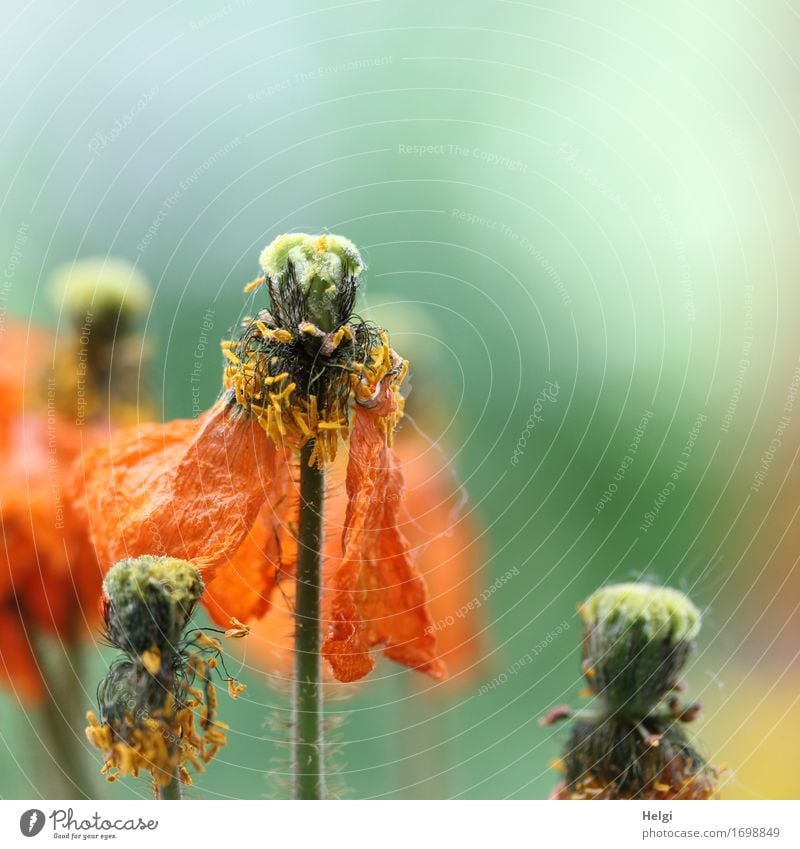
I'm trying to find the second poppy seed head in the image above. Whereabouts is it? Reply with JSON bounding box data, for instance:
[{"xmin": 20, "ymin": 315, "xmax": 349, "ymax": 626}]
[{"xmin": 103, "ymin": 556, "xmax": 204, "ymax": 659}]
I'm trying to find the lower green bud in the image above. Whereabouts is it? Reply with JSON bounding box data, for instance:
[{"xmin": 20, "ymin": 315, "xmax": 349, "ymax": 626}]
[
  {"xmin": 545, "ymin": 583, "xmax": 717, "ymax": 800},
  {"xmin": 561, "ymin": 715, "xmax": 716, "ymax": 799}
]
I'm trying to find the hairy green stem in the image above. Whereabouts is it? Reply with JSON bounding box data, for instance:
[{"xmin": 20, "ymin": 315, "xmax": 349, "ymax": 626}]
[
  {"xmin": 155, "ymin": 765, "xmax": 182, "ymax": 800},
  {"xmin": 292, "ymin": 440, "xmax": 326, "ymax": 800}
]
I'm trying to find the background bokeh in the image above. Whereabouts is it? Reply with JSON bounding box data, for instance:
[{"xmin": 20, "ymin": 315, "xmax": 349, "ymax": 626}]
[{"xmin": 1, "ymin": 0, "xmax": 798, "ymax": 799}]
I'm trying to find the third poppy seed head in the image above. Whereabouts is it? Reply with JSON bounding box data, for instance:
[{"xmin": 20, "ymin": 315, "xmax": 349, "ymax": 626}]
[{"xmin": 580, "ymin": 583, "xmax": 700, "ymax": 718}]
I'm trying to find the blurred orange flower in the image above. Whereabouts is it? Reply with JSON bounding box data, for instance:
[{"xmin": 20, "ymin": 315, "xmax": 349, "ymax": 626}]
[
  {"xmin": 0, "ymin": 258, "xmax": 152, "ymax": 704},
  {"xmin": 0, "ymin": 324, "xmax": 101, "ymax": 702}
]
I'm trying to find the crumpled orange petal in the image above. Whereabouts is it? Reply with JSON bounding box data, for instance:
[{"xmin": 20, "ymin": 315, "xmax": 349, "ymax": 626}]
[
  {"xmin": 244, "ymin": 431, "xmax": 485, "ymax": 686},
  {"xmin": 70, "ymin": 402, "xmax": 283, "ymax": 577},
  {"xmin": 1, "ymin": 483, "xmax": 72, "ymax": 636},
  {"xmin": 321, "ymin": 403, "xmax": 446, "ymax": 682},
  {"xmin": 204, "ymin": 493, "xmax": 296, "ymax": 625}
]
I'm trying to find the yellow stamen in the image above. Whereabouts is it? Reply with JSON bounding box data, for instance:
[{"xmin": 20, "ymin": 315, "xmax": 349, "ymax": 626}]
[
  {"xmin": 244, "ymin": 275, "xmax": 266, "ymax": 293},
  {"xmin": 141, "ymin": 648, "xmax": 161, "ymax": 676},
  {"xmin": 225, "ymin": 617, "xmax": 250, "ymax": 639}
]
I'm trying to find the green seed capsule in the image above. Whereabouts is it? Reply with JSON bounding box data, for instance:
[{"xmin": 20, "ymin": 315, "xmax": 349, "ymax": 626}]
[
  {"xmin": 258, "ymin": 233, "xmax": 364, "ymax": 332},
  {"xmin": 103, "ymin": 555, "xmax": 204, "ymax": 657},
  {"xmin": 581, "ymin": 583, "xmax": 700, "ymax": 717}
]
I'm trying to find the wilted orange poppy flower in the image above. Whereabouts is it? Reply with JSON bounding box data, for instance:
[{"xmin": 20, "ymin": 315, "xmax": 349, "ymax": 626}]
[
  {"xmin": 72, "ymin": 234, "xmax": 446, "ymax": 683},
  {"xmin": 234, "ymin": 426, "xmax": 485, "ymax": 684},
  {"xmin": 0, "ymin": 381, "xmax": 48, "ymax": 703},
  {"xmin": 74, "ymin": 391, "xmax": 445, "ymax": 682}
]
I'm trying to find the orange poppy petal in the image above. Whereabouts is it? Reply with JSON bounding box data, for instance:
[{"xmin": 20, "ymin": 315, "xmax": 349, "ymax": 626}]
[
  {"xmin": 1, "ymin": 414, "xmax": 103, "ymax": 636},
  {"xmin": 204, "ymin": 501, "xmax": 288, "ymax": 625},
  {"xmin": 70, "ymin": 403, "xmax": 279, "ymax": 576},
  {"xmin": 0, "ymin": 606, "xmax": 45, "ymax": 704},
  {"xmin": 0, "ymin": 322, "xmax": 52, "ymax": 440},
  {"xmin": 321, "ymin": 404, "xmax": 446, "ymax": 682}
]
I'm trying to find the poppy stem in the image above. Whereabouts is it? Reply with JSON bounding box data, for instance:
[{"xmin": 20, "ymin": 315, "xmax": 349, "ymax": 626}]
[
  {"xmin": 155, "ymin": 767, "xmax": 182, "ymax": 800},
  {"xmin": 293, "ymin": 440, "xmax": 326, "ymax": 800}
]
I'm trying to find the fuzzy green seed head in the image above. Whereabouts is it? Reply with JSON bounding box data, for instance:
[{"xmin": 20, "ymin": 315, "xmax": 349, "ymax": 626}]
[
  {"xmin": 582, "ymin": 583, "xmax": 701, "ymax": 643},
  {"xmin": 51, "ymin": 256, "xmax": 152, "ymax": 328},
  {"xmin": 581, "ymin": 583, "xmax": 701, "ymax": 717},
  {"xmin": 103, "ymin": 556, "xmax": 204, "ymax": 658},
  {"xmin": 259, "ymin": 233, "xmax": 363, "ymax": 331}
]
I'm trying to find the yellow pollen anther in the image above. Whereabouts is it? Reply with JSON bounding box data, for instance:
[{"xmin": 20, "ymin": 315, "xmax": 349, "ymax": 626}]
[
  {"xmin": 222, "ymin": 309, "xmax": 407, "ymax": 465},
  {"xmin": 225, "ymin": 617, "xmax": 250, "ymax": 639},
  {"xmin": 141, "ymin": 648, "xmax": 161, "ymax": 676},
  {"xmin": 244, "ymin": 275, "xmax": 266, "ymax": 293}
]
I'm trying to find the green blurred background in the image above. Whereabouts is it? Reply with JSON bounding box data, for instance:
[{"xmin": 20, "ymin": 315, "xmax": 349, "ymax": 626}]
[{"xmin": 1, "ymin": 0, "xmax": 798, "ymax": 799}]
